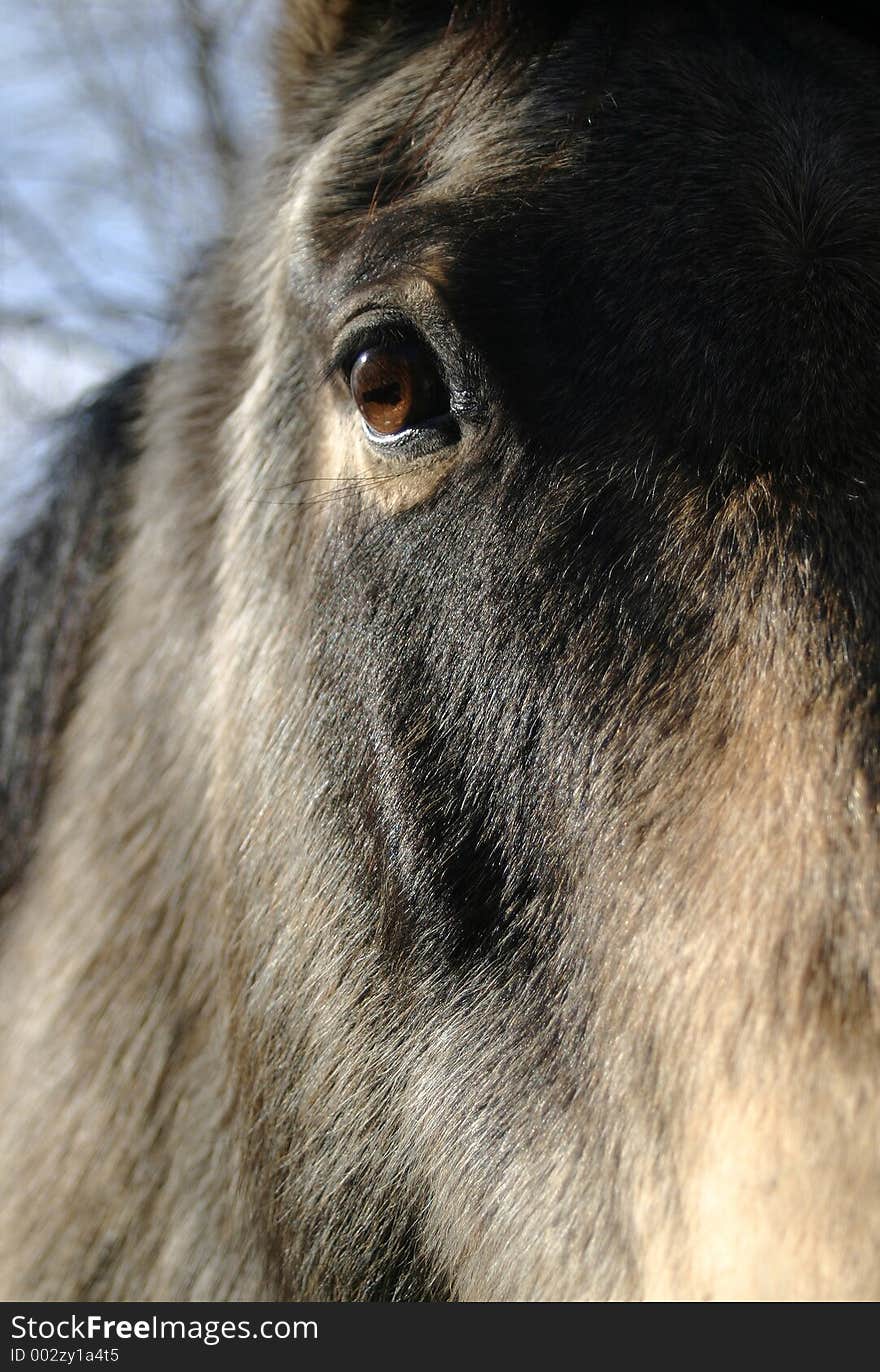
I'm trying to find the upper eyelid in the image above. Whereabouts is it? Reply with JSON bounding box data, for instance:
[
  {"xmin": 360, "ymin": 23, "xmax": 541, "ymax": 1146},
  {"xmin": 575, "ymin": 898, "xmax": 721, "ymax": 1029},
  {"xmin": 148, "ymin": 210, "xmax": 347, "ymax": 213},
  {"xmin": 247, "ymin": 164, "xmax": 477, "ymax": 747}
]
[
  {"xmin": 327, "ymin": 317, "xmax": 448, "ymax": 387},
  {"xmin": 335, "ymin": 323, "xmax": 417, "ymax": 374},
  {"xmin": 325, "ymin": 280, "xmax": 463, "ymax": 374}
]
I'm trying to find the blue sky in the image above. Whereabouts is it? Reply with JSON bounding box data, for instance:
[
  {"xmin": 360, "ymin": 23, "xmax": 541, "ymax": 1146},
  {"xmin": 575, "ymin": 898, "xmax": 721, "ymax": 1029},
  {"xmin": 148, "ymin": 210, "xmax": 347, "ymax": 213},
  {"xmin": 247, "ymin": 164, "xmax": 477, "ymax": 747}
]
[{"xmin": 0, "ymin": 0, "xmax": 272, "ymax": 439}]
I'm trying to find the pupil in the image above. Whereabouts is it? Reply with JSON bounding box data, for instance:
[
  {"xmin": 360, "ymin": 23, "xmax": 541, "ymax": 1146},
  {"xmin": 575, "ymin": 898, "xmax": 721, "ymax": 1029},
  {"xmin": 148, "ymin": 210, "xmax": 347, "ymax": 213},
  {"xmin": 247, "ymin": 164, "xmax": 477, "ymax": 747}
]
[
  {"xmin": 349, "ymin": 345, "xmax": 437, "ymax": 437},
  {"xmin": 366, "ymin": 381, "xmax": 403, "ymax": 407}
]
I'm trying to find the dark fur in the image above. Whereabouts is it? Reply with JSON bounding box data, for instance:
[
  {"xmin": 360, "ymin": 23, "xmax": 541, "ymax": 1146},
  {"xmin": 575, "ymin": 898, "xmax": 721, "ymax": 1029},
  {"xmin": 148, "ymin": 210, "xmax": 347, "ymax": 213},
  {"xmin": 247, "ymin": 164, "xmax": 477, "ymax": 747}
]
[
  {"xmin": 3, "ymin": 1, "xmax": 880, "ymax": 1299},
  {"xmin": 0, "ymin": 366, "xmax": 149, "ymax": 896}
]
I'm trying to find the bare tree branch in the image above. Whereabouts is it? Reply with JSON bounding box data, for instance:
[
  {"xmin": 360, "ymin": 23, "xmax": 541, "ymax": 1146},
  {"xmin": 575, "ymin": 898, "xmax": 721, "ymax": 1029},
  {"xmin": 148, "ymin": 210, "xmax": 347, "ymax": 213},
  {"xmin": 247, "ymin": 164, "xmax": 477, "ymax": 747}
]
[
  {"xmin": 0, "ymin": 180, "xmax": 165, "ymax": 328},
  {"xmin": 52, "ymin": 0, "xmax": 172, "ymax": 256},
  {"xmin": 178, "ymin": 0, "xmax": 240, "ymax": 199},
  {"xmin": 1, "ymin": 0, "xmax": 271, "ymax": 426}
]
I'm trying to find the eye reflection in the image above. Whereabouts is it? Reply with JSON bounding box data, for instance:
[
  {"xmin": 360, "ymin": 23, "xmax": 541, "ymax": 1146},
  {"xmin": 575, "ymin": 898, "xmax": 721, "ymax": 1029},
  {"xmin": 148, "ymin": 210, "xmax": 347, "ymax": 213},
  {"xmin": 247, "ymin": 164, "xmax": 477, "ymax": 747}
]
[{"xmin": 350, "ymin": 344, "xmax": 447, "ymax": 437}]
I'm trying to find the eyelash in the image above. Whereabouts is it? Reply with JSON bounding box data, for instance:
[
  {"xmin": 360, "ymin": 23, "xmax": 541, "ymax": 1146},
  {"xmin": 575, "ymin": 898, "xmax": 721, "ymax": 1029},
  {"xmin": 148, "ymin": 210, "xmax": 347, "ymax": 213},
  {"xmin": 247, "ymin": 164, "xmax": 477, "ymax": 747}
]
[{"xmin": 332, "ymin": 321, "xmax": 436, "ymax": 383}]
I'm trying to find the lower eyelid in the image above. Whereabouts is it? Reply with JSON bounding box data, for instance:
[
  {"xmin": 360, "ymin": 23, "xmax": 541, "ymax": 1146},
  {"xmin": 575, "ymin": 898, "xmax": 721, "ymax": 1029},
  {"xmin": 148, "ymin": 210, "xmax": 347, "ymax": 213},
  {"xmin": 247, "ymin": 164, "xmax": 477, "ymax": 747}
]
[{"xmin": 360, "ymin": 413, "xmax": 459, "ymax": 457}]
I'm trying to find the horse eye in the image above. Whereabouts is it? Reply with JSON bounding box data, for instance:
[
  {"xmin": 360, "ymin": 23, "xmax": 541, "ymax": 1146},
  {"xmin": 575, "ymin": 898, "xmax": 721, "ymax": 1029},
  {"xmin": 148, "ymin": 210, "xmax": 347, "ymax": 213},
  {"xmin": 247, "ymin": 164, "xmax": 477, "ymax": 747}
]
[{"xmin": 349, "ymin": 344, "xmax": 447, "ymax": 437}]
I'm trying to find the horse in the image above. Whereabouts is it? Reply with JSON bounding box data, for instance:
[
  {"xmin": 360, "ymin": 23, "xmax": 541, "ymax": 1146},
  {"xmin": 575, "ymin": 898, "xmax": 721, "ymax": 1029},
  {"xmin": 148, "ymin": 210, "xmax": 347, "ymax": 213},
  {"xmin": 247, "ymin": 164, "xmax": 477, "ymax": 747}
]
[{"xmin": 3, "ymin": 0, "xmax": 880, "ymax": 1300}]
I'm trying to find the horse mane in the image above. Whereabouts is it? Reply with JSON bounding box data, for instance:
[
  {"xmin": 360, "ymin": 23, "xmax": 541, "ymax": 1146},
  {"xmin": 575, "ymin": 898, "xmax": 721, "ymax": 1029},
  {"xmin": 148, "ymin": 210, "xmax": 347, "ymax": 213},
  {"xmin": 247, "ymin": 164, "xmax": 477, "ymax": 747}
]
[{"xmin": 0, "ymin": 364, "xmax": 151, "ymax": 896}]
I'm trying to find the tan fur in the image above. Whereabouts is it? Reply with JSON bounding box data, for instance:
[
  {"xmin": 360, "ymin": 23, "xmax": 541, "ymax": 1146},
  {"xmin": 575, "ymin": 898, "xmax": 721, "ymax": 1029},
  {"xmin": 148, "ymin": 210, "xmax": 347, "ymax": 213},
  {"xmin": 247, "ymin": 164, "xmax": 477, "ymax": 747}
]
[{"xmin": 0, "ymin": 256, "xmax": 265, "ymax": 1299}]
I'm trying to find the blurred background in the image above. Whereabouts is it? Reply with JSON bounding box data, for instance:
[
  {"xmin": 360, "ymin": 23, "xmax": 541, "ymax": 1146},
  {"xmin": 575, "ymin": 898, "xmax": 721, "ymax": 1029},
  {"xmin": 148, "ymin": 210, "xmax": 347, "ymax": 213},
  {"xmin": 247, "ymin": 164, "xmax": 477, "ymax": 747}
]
[{"xmin": 0, "ymin": 0, "xmax": 274, "ymax": 455}]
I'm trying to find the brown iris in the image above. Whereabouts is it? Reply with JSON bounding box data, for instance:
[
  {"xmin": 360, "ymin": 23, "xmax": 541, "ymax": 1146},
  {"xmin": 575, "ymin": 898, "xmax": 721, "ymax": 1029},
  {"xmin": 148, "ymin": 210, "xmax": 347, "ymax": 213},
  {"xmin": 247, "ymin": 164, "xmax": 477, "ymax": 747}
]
[{"xmin": 350, "ymin": 344, "xmax": 444, "ymax": 437}]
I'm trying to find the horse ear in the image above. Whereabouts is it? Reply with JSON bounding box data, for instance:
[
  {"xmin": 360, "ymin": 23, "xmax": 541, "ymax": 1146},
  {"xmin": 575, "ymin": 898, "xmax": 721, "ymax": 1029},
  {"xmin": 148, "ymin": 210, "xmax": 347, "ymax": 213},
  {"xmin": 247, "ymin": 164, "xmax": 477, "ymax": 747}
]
[
  {"xmin": 276, "ymin": 0, "xmax": 354, "ymax": 73},
  {"xmin": 274, "ymin": 1, "xmax": 453, "ymax": 118}
]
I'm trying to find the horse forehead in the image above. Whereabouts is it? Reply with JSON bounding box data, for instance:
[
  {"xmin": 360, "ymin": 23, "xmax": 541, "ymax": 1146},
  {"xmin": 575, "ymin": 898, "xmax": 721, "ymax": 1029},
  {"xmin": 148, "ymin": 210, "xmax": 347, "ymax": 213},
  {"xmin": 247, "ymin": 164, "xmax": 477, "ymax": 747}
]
[
  {"xmin": 282, "ymin": 36, "xmax": 585, "ymax": 277},
  {"xmin": 283, "ymin": 12, "xmax": 880, "ymax": 428},
  {"xmin": 287, "ymin": 20, "xmax": 879, "ymax": 272}
]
